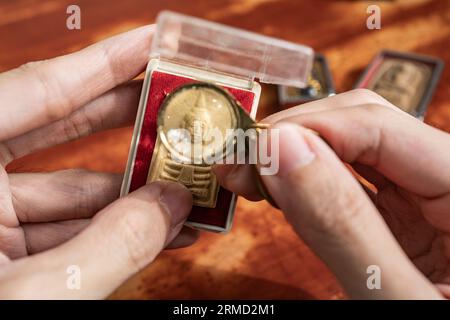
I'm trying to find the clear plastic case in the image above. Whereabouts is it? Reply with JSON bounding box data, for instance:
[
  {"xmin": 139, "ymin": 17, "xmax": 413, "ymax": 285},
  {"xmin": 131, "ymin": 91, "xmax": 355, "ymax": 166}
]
[{"xmin": 152, "ymin": 11, "xmax": 314, "ymax": 88}]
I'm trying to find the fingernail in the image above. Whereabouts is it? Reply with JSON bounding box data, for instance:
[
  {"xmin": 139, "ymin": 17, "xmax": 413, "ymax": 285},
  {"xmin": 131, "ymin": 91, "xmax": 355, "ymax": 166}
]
[
  {"xmin": 272, "ymin": 122, "xmax": 316, "ymax": 177},
  {"xmin": 158, "ymin": 182, "xmax": 193, "ymax": 226}
]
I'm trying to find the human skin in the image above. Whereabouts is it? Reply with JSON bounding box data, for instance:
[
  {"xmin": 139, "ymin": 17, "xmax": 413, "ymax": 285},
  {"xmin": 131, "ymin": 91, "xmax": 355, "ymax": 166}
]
[
  {"xmin": 214, "ymin": 89, "xmax": 449, "ymax": 299},
  {"xmin": 0, "ymin": 26, "xmax": 198, "ymax": 299},
  {"xmin": 1, "ymin": 24, "xmax": 448, "ymax": 300}
]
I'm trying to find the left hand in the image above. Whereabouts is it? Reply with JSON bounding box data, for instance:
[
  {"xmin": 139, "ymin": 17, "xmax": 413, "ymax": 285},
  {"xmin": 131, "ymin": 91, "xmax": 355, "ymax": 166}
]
[{"xmin": 0, "ymin": 26, "xmax": 198, "ymax": 298}]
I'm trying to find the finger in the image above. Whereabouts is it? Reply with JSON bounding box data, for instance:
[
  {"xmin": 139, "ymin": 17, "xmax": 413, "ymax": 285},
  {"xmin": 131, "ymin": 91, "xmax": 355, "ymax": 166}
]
[
  {"xmin": 0, "ymin": 25, "xmax": 153, "ymax": 141},
  {"xmin": 360, "ymin": 182, "xmax": 377, "ymax": 204},
  {"xmin": 212, "ymin": 135, "xmax": 389, "ymax": 204},
  {"xmin": 213, "ymin": 90, "xmax": 402, "ymax": 203},
  {"xmin": 0, "ymin": 219, "xmax": 90, "ymax": 260},
  {"xmin": 21, "ymin": 214, "xmax": 199, "ymax": 256},
  {"xmin": 259, "ymin": 122, "xmax": 442, "ymax": 299},
  {"xmin": 278, "ymin": 102, "xmax": 450, "ymax": 198},
  {"xmin": 212, "ymin": 164, "xmax": 263, "ymax": 201},
  {"xmin": 22, "ymin": 219, "xmax": 90, "ymax": 254},
  {"xmin": 420, "ymin": 193, "xmax": 450, "ymax": 232},
  {"xmin": 0, "ymin": 224, "xmax": 26, "ymax": 259},
  {"xmin": 8, "ymin": 170, "xmax": 121, "ymax": 223},
  {"xmin": 265, "ymin": 88, "xmax": 399, "ymax": 123},
  {"xmin": 166, "ymin": 226, "xmax": 200, "ymax": 249},
  {"xmin": 0, "ymin": 181, "xmax": 193, "ymax": 299},
  {"xmin": 0, "ymin": 252, "xmax": 9, "ymax": 265},
  {"xmin": 0, "ymin": 166, "xmax": 16, "ymax": 228},
  {"xmin": 2, "ymin": 80, "xmax": 142, "ymax": 162},
  {"xmin": 18, "ymin": 219, "xmax": 198, "ymax": 256},
  {"xmin": 435, "ymin": 284, "xmax": 450, "ymax": 299}
]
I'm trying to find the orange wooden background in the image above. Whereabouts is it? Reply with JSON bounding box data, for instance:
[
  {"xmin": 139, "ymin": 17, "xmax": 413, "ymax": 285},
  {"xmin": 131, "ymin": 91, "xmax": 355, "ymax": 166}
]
[{"xmin": 0, "ymin": 0, "xmax": 449, "ymax": 299}]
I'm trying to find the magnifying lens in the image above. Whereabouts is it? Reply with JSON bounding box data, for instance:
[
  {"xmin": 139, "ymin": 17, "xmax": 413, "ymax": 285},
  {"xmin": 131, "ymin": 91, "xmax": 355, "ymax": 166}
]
[
  {"xmin": 157, "ymin": 82, "xmax": 276, "ymax": 206},
  {"xmin": 156, "ymin": 82, "xmax": 256, "ymax": 164}
]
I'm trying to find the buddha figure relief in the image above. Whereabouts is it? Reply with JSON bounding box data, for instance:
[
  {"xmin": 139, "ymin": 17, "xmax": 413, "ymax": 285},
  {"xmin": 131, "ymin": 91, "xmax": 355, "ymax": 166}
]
[{"xmin": 147, "ymin": 83, "xmax": 239, "ymax": 208}]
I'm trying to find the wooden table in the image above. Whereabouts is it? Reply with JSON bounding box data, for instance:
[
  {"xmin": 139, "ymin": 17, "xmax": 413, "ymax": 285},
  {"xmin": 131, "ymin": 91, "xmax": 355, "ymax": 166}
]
[{"xmin": 1, "ymin": 0, "xmax": 448, "ymax": 299}]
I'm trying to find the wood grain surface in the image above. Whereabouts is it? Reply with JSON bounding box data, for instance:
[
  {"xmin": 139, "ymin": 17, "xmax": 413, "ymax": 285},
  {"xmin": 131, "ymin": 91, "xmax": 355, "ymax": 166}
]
[{"xmin": 0, "ymin": 0, "xmax": 449, "ymax": 299}]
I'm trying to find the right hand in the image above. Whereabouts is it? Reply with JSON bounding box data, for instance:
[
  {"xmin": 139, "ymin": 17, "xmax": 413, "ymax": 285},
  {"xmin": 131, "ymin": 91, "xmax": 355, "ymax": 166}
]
[{"xmin": 214, "ymin": 89, "xmax": 450, "ymax": 299}]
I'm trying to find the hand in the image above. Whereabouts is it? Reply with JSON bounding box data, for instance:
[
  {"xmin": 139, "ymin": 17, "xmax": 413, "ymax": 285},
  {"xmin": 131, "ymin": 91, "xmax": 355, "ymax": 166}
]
[
  {"xmin": 214, "ymin": 89, "xmax": 449, "ymax": 299},
  {"xmin": 0, "ymin": 26, "xmax": 197, "ymax": 299}
]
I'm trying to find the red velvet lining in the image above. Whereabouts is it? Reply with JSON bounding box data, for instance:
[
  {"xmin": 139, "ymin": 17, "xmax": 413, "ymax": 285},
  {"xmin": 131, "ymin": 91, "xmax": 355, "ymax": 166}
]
[{"xmin": 129, "ymin": 70, "xmax": 255, "ymax": 228}]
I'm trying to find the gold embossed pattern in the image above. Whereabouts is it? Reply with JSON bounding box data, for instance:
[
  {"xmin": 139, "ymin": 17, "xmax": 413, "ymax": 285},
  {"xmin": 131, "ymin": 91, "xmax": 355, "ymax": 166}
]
[{"xmin": 148, "ymin": 83, "xmax": 239, "ymax": 208}]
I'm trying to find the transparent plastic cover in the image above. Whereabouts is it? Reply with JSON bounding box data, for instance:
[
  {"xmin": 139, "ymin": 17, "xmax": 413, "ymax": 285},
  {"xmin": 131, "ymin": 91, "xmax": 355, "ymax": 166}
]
[{"xmin": 151, "ymin": 11, "xmax": 314, "ymax": 88}]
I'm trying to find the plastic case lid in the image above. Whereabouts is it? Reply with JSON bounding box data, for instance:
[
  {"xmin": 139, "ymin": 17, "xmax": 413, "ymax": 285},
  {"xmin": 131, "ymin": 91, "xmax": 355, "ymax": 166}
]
[{"xmin": 151, "ymin": 11, "xmax": 314, "ymax": 88}]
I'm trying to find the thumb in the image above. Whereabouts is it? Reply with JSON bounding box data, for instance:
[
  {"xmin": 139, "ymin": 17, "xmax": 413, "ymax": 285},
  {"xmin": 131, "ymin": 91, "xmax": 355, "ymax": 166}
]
[
  {"xmin": 260, "ymin": 121, "xmax": 374, "ymax": 243},
  {"xmin": 260, "ymin": 122, "xmax": 441, "ymax": 299},
  {"xmin": 0, "ymin": 181, "xmax": 192, "ymax": 299}
]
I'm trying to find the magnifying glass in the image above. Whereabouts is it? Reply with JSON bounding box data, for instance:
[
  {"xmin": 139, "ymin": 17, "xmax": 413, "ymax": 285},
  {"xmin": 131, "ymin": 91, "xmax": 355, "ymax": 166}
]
[
  {"xmin": 157, "ymin": 82, "xmax": 277, "ymax": 206},
  {"xmin": 157, "ymin": 82, "xmax": 263, "ymax": 163}
]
